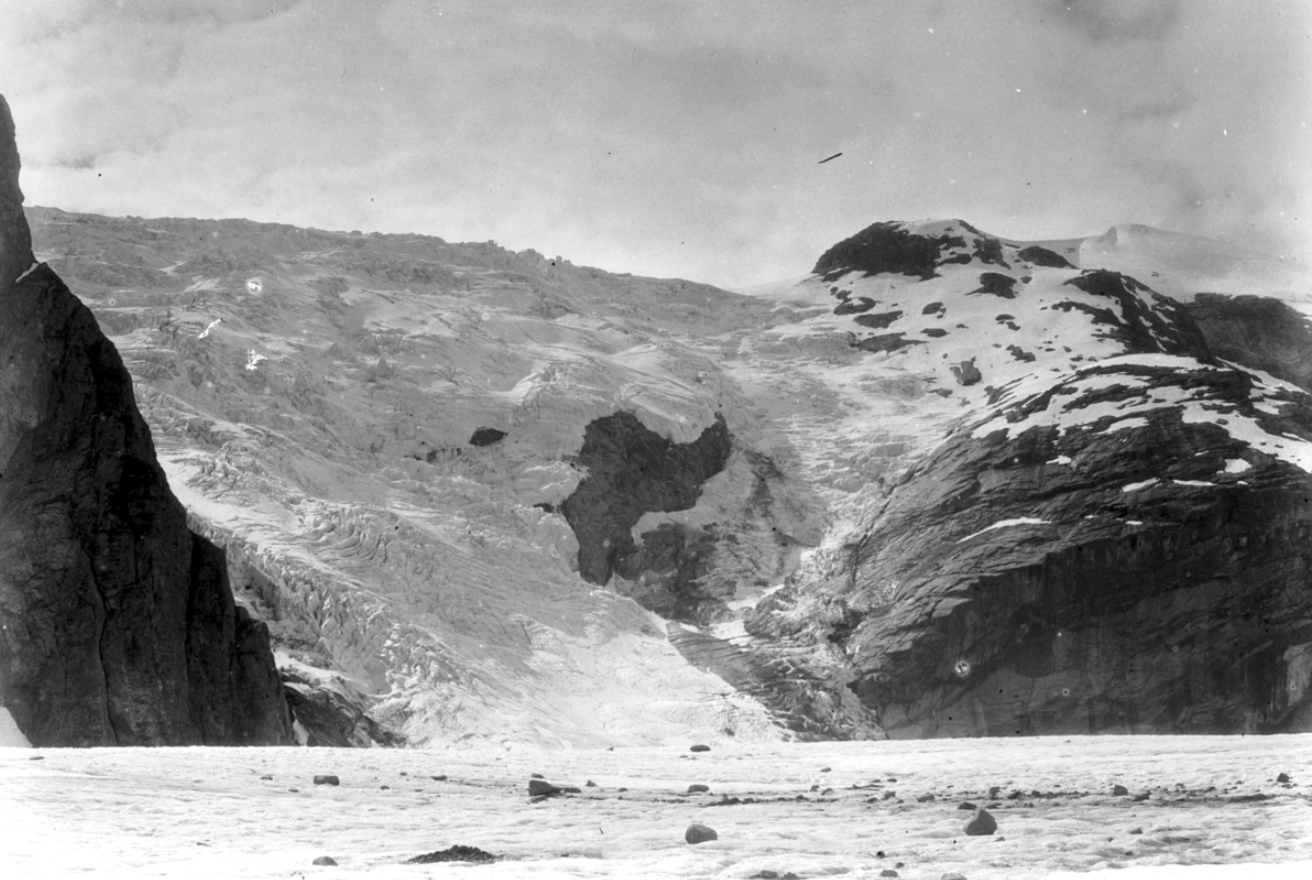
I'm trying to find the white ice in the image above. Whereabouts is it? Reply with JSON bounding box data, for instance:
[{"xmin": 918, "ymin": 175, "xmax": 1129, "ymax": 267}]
[{"xmin": 3, "ymin": 736, "xmax": 1309, "ymax": 879}]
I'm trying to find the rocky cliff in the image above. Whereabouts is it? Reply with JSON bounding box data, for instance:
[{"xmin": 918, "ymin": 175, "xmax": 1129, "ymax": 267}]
[
  {"xmin": 0, "ymin": 95, "xmax": 292, "ymax": 746},
  {"xmin": 743, "ymin": 220, "xmax": 1312, "ymax": 737}
]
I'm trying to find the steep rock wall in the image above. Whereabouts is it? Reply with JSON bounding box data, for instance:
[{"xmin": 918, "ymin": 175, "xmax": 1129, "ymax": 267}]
[
  {"xmin": 1182, "ymin": 293, "xmax": 1312, "ymax": 393},
  {"xmin": 750, "ymin": 364, "xmax": 1312, "ymax": 737},
  {"xmin": 0, "ymin": 95, "xmax": 291, "ymax": 746}
]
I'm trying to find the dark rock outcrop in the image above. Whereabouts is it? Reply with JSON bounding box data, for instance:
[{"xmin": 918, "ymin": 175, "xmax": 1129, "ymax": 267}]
[
  {"xmin": 813, "ymin": 221, "xmax": 968, "ymax": 282},
  {"xmin": 0, "ymin": 95, "xmax": 291, "ymax": 746},
  {"xmin": 1017, "ymin": 245, "xmax": 1075, "ymax": 269},
  {"xmin": 1182, "ymin": 293, "xmax": 1312, "ymax": 393},
  {"xmin": 826, "ymin": 368, "xmax": 1312, "ymax": 737},
  {"xmin": 1057, "ymin": 270, "xmax": 1213, "ymax": 358},
  {"xmin": 281, "ymin": 667, "xmax": 403, "ymax": 747},
  {"xmin": 560, "ymin": 411, "xmax": 731, "ymax": 585}
]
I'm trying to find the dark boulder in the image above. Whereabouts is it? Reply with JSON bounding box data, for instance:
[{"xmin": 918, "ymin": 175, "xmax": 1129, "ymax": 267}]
[
  {"xmin": 405, "ymin": 846, "xmax": 495, "ymax": 864},
  {"xmin": 685, "ymin": 823, "xmax": 718, "ymax": 844},
  {"xmin": 963, "ymin": 808, "xmax": 997, "ymax": 836}
]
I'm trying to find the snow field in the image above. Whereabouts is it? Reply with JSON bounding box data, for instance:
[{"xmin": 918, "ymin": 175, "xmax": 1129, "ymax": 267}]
[{"xmin": 3, "ymin": 735, "xmax": 1310, "ymax": 879}]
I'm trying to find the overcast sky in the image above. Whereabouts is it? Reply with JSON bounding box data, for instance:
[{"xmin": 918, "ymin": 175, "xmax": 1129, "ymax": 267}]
[{"xmin": 1, "ymin": 0, "xmax": 1308, "ymax": 288}]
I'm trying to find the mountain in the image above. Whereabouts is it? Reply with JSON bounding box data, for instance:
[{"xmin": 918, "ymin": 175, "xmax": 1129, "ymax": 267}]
[
  {"xmin": 18, "ymin": 195, "xmax": 1312, "ymax": 741},
  {"xmin": 0, "ymin": 96, "xmax": 292, "ymax": 747}
]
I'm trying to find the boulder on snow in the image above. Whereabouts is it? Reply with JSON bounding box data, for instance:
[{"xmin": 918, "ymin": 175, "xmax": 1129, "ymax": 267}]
[
  {"xmin": 685, "ymin": 823, "xmax": 718, "ymax": 844},
  {"xmin": 963, "ymin": 808, "xmax": 997, "ymax": 836}
]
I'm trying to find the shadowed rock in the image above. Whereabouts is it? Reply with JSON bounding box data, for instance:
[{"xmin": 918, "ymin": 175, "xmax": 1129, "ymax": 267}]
[{"xmin": 0, "ymin": 94, "xmax": 291, "ymax": 747}]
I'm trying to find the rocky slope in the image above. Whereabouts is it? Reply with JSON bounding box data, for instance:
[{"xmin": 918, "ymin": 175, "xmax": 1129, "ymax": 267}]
[
  {"xmin": 20, "ymin": 159, "xmax": 1312, "ymax": 741},
  {"xmin": 741, "ymin": 221, "xmax": 1312, "ymax": 736},
  {"xmin": 0, "ymin": 96, "xmax": 292, "ymax": 747}
]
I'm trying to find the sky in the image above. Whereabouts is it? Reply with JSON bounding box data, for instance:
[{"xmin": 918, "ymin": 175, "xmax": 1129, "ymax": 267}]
[{"xmin": 1, "ymin": 0, "xmax": 1309, "ymax": 288}]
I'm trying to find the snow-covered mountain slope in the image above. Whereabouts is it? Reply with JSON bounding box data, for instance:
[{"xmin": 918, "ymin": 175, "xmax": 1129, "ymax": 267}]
[{"xmin": 24, "ymin": 208, "xmax": 1312, "ymax": 744}]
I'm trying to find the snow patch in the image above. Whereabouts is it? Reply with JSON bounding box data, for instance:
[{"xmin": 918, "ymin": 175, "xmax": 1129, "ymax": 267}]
[
  {"xmin": 0, "ymin": 707, "xmax": 31, "ymax": 747},
  {"xmin": 957, "ymin": 517, "xmax": 1051, "ymax": 543},
  {"xmin": 1122, "ymin": 479, "xmax": 1160, "ymax": 493}
]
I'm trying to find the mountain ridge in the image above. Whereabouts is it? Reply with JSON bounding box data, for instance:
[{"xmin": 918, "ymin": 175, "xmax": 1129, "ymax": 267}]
[{"xmin": 15, "ymin": 197, "xmax": 1312, "ymax": 744}]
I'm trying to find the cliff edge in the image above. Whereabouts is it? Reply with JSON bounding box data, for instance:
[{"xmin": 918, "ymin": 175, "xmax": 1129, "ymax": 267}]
[{"xmin": 0, "ymin": 95, "xmax": 292, "ymax": 746}]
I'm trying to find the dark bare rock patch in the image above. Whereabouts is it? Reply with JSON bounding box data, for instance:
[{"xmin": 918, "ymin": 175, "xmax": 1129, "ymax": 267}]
[
  {"xmin": 405, "ymin": 845, "xmax": 496, "ymax": 864},
  {"xmin": 1017, "ymin": 245, "xmax": 1075, "ymax": 268}
]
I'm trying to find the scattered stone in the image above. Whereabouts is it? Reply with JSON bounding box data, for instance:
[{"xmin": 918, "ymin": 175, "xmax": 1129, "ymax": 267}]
[
  {"xmin": 1132, "ymin": 792, "xmax": 1150, "ymax": 802},
  {"xmin": 585, "ymin": 780, "xmax": 596, "ymax": 787},
  {"xmin": 821, "ymin": 788, "xmax": 834, "ymax": 796},
  {"xmin": 1277, "ymin": 772, "xmax": 1290, "ymax": 783},
  {"xmin": 1112, "ymin": 784, "xmax": 1129, "ymax": 796},
  {"xmin": 750, "ymin": 871, "xmax": 779, "ymax": 880},
  {"xmin": 987, "ymin": 786, "xmax": 1001, "ymax": 798},
  {"xmin": 313, "ymin": 775, "xmax": 339, "ymax": 786},
  {"xmin": 530, "ymin": 772, "xmax": 544, "ymax": 779},
  {"xmin": 528, "ymin": 779, "xmax": 563, "ymax": 797},
  {"xmin": 380, "ymin": 785, "xmax": 390, "ymax": 790},
  {"xmin": 941, "ymin": 873, "xmax": 969, "ymax": 880},
  {"xmin": 28, "ymin": 756, "xmax": 44, "ymax": 761},
  {"xmin": 687, "ymin": 784, "xmax": 710, "ymax": 794},
  {"xmin": 288, "ymin": 788, "xmax": 299, "ymax": 792},
  {"xmin": 1129, "ymin": 828, "xmax": 1143, "ymax": 835},
  {"xmin": 963, "ymin": 808, "xmax": 997, "ymax": 836},
  {"xmin": 260, "ymin": 775, "xmax": 273, "ymax": 780},
  {"xmin": 405, "ymin": 845, "xmax": 496, "ymax": 864},
  {"xmin": 690, "ymin": 744, "xmax": 711, "ymax": 753},
  {"xmin": 916, "ymin": 793, "xmax": 936, "ymax": 802},
  {"xmin": 820, "ymin": 766, "xmax": 832, "ymax": 773},
  {"xmin": 880, "ymin": 871, "xmax": 899, "ymax": 878},
  {"xmin": 312, "ymin": 856, "xmax": 337, "ymax": 866},
  {"xmin": 685, "ymin": 823, "xmax": 718, "ymax": 844},
  {"xmin": 430, "ymin": 775, "xmax": 447, "ymax": 781},
  {"xmin": 957, "ymin": 801, "xmax": 977, "ymax": 811}
]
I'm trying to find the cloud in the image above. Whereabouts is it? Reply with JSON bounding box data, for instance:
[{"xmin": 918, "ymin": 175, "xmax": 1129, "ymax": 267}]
[
  {"xmin": 1, "ymin": 0, "xmax": 1308, "ymax": 286},
  {"xmin": 1040, "ymin": 0, "xmax": 1184, "ymax": 42}
]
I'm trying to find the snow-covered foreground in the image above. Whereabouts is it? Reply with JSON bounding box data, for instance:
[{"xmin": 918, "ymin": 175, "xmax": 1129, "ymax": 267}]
[{"xmin": 3, "ymin": 736, "xmax": 1309, "ymax": 879}]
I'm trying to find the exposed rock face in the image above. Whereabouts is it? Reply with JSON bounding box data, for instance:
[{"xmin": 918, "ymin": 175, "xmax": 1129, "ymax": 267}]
[
  {"xmin": 561, "ymin": 411, "xmax": 732, "ymax": 587},
  {"xmin": 813, "ymin": 220, "xmax": 973, "ymax": 282},
  {"xmin": 746, "ymin": 219, "xmax": 1312, "ymax": 737},
  {"xmin": 831, "ymin": 386, "xmax": 1312, "ymax": 736},
  {"xmin": 1182, "ymin": 293, "xmax": 1312, "ymax": 393},
  {"xmin": 0, "ymin": 95, "xmax": 291, "ymax": 746}
]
